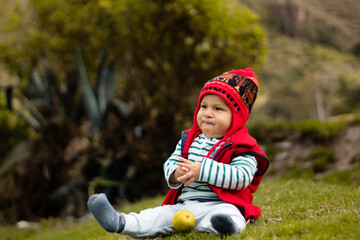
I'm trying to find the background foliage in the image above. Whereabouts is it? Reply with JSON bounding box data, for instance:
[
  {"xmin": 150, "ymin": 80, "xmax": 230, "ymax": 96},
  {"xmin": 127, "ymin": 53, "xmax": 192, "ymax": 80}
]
[{"xmin": 0, "ymin": 0, "xmax": 267, "ymax": 223}]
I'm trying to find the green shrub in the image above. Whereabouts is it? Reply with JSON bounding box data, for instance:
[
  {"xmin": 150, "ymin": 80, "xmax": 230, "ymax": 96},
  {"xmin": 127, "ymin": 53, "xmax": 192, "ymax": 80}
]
[
  {"xmin": 0, "ymin": 109, "xmax": 35, "ymax": 159},
  {"xmin": 351, "ymin": 114, "xmax": 360, "ymax": 123},
  {"xmin": 350, "ymin": 153, "xmax": 360, "ymax": 164},
  {"xmin": 310, "ymin": 148, "xmax": 337, "ymax": 173},
  {"xmin": 281, "ymin": 165, "xmax": 315, "ymax": 180},
  {"xmin": 295, "ymin": 120, "xmax": 346, "ymax": 143},
  {"xmin": 312, "ymin": 157, "xmax": 329, "ymax": 173},
  {"xmin": 249, "ymin": 120, "xmax": 347, "ymax": 145},
  {"xmin": 248, "ymin": 121, "xmax": 292, "ymax": 144}
]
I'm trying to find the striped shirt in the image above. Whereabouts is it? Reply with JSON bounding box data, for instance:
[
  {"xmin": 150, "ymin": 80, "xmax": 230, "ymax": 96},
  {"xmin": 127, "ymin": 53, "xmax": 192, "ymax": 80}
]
[{"xmin": 163, "ymin": 133, "xmax": 257, "ymax": 201}]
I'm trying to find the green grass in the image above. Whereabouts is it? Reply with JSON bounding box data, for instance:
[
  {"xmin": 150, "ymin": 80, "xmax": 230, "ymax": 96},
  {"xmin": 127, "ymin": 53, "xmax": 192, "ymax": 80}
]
[{"xmin": 1, "ymin": 177, "xmax": 359, "ymax": 240}]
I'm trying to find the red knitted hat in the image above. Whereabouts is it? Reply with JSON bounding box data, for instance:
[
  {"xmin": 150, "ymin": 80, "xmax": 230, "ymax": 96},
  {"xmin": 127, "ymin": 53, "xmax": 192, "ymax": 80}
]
[
  {"xmin": 199, "ymin": 68, "xmax": 258, "ymax": 113},
  {"xmin": 192, "ymin": 68, "xmax": 259, "ymax": 136}
]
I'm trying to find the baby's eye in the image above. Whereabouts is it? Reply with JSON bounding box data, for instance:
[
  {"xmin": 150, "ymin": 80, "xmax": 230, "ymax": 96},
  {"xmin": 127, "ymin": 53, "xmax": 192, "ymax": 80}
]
[
  {"xmin": 215, "ymin": 107, "xmax": 223, "ymax": 111},
  {"xmin": 201, "ymin": 104, "xmax": 207, "ymax": 109}
]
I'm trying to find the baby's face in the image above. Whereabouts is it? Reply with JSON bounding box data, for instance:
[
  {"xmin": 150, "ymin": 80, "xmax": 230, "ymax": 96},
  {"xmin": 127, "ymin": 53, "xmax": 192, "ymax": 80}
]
[{"xmin": 196, "ymin": 94, "xmax": 232, "ymax": 138}]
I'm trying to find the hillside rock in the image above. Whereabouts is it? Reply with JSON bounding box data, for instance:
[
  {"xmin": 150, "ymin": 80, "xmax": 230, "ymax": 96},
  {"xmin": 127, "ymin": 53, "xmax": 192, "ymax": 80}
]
[{"xmin": 266, "ymin": 122, "xmax": 360, "ymax": 177}]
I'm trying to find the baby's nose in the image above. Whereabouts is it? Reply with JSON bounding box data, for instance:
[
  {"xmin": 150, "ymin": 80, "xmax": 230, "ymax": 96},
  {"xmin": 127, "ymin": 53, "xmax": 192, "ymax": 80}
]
[{"xmin": 204, "ymin": 109, "xmax": 213, "ymax": 117}]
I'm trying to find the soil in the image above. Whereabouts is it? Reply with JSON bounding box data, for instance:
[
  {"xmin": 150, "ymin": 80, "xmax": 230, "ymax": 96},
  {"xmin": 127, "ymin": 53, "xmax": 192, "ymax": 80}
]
[{"xmin": 267, "ymin": 122, "xmax": 360, "ymax": 177}]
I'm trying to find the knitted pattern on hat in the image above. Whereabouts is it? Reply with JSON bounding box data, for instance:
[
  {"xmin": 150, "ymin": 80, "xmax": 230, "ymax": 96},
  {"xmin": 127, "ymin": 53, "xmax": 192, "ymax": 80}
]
[{"xmin": 201, "ymin": 68, "xmax": 258, "ymax": 113}]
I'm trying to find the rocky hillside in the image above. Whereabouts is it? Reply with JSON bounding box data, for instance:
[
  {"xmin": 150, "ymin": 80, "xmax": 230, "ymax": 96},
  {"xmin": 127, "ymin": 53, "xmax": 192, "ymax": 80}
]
[
  {"xmin": 250, "ymin": 118, "xmax": 360, "ymax": 179},
  {"xmin": 240, "ymin": 0, "xmax": 360, "ymax": 123},
  {"xmin": 242, "ymin": 0, "xmax": 360, "ymax": 52},
  {"xmin": 240, "ymin": 0, "xmax": 360, "ymax": 178}
]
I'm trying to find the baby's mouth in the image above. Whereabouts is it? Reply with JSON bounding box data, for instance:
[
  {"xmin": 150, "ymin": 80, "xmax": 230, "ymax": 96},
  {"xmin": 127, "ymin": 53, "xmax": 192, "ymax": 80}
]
[{"xmin": 202, "ymin": 120, "xmax": 214, "ymax": 126}]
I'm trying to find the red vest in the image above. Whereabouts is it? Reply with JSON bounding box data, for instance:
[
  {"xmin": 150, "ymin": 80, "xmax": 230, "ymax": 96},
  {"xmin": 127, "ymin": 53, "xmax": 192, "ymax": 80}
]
[{"xmin": 162, "ymin": 127, "xmax": 269, "ymax": 221}]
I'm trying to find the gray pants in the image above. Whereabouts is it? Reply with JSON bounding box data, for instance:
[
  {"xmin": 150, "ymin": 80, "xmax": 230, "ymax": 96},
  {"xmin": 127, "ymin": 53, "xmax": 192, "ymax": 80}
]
[{"xmin": 122, "ymin": 200, "xmax": 246, "ymax": 238}]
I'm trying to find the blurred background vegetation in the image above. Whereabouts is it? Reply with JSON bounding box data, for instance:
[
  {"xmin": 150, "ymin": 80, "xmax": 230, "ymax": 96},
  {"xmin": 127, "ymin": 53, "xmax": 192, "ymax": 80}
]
[{"xmin": 0, "ymin": 0, "xmax": 359, "ymax": 225}]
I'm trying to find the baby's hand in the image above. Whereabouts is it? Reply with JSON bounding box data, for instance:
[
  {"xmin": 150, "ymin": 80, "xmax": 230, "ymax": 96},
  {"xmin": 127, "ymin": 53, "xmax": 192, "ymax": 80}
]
[
  {"xmin": 176, "ymin": 157, "xmax": 201, "ymax": 187},
  {"xmin": 174, "ymin": 165, "xmax": 189, "ymax": 179},
  {"xmin": 169, "ymin": 162, "xmax": 188, "ymax": 184}
]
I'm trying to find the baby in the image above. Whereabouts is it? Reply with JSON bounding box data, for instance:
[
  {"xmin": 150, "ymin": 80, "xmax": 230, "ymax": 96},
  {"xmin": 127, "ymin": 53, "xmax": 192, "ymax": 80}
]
[{"xmin": 88, "ymin": 68, "xmax": 269, "ymax": 238}]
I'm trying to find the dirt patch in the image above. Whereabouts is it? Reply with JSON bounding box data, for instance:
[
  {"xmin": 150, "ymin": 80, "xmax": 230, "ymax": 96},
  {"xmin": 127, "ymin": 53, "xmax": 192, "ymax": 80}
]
[
  {"xmin": 330, "ymin": 124, "xmax": 360, "ymax": 171},
  {"xmin": 268, "ymin": 122, "xmax": 360, "ymax": 176}
]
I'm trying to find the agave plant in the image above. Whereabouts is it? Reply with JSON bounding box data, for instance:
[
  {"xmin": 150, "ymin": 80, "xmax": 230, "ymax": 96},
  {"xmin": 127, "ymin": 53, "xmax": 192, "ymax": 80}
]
[
  {"xmin": 0, "ymin": 59, "xmax": 54, "ymax": 132},
  {"xmin": 0, "ymin": 47, "xmax": 132, "ymax": 223},
  {"xmin": 75, "ymin": 46, "xmax": 130, "ymax": 131}
]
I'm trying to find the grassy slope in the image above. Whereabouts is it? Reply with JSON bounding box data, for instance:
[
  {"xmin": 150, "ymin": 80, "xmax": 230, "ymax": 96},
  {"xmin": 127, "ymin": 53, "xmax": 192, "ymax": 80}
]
[{"xmin": 2, "ymin": 176, "xmax": 359, "ymax": 240}]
